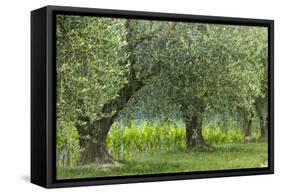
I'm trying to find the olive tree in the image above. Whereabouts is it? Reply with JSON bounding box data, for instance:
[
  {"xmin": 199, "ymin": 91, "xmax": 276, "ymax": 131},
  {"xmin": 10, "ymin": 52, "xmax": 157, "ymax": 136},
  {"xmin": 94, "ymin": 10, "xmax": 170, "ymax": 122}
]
[
  {"xmin": 158, "ymin": 24, "xmax": 267, "ymax": 147},
  {"xmin": 57, "ymin": 16, "xmax": 177, "ymax": 164},
  {"xmin": 57, "ymin": 15, "xmax": 132, "ymax": 163}
]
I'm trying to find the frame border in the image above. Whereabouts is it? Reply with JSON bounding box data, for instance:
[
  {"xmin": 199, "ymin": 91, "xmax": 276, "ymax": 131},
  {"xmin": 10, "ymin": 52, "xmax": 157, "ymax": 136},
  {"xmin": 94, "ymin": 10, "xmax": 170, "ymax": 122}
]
[{"xmin": 35, "ymin": 5, "xmax": 274, "ymax": 188}]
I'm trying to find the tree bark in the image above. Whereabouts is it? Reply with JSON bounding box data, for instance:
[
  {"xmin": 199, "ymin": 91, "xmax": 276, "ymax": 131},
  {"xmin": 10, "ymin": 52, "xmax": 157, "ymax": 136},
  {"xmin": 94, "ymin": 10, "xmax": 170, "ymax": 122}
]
[
  {"xmin": 185, "ymin": 115, "xmax": 206, "ymax": 148},
  {"xmin": 261, "ymin": 115, "xmax": 268, "ymax": 138},
  {"xmin": 254, "ymin": 100, "xmax": 268, "ymax": 138},
  {"xmin": 244, "ymin": 118, "xmax": 252, "ymax": 138},
  {"xmin": 244, "ymin": 112, "xmax": 253, "ymax": 139},
  {"xmin": 256, "ymin": 108, "xmax": 267, "ymax": 138},
  {"xmin": 77, "ymin": 116, "xmax": 116, "ymax": 164}
]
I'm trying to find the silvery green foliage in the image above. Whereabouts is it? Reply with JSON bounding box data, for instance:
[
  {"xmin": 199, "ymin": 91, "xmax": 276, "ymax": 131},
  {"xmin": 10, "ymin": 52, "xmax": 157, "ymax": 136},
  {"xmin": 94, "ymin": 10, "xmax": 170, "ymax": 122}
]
[
  {"xmin": 56, "ymin": 16, "xmax": 268, "ymax": 164},
  {"xmin": 117, "ymin": 21, "xmax": 268, "ymax": 123},
  {"xmin": 57, "ymin": 15, "xmax": 130, "ymax": 126}
]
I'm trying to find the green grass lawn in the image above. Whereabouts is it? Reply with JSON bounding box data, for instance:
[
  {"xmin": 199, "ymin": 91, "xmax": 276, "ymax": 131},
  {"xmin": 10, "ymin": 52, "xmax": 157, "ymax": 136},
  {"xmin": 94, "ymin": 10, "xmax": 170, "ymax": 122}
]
[{"xmin": 57, "ymin": 142, "xmax": 268, "ymax": 180}]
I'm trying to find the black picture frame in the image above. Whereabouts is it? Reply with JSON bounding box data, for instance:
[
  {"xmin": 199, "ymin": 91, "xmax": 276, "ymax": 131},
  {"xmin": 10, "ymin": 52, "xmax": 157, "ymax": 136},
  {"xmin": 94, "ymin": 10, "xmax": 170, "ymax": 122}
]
[{"xmin": 31, "ymin": 5, "xmax": 274, "ymax": 188}]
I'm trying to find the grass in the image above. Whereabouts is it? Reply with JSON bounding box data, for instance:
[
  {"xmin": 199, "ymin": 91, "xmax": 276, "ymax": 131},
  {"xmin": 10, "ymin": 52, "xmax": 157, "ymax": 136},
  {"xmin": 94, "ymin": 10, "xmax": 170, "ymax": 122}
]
[{"xmin": 57, "ymin": 142, "xmax": 268, "ymax": 180}]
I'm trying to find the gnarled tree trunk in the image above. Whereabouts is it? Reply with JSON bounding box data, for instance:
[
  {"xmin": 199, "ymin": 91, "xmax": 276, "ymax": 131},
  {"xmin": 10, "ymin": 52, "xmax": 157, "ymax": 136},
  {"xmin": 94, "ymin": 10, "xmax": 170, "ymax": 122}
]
[
  {"xmin": 244, "ymin": 112, "xmax": 253, "ymax": 140},
  {"xmin": 77, "ymin": 116, "xmax": 116, "ymax": 164},
  {"xmin": 244, "ymin": 118, "xmax": 252, "ymax": 138},
  {"xmin": 256, "ymin": 107, "xmax": 268, "ymax": 138},
  {"xmin": 76, "ymin": 72, "xmax": 145, "ymax": 164},
  {"xmin": 254, "ymin": 100, "xmax": 268, "ymax": 138},
  {"xmin": 261, "ymin": 115, "xmax": 268, "ymax": 138},
  {"xmin": 185, "ymin": 115, "xmax": 206, "ymax": 148}
]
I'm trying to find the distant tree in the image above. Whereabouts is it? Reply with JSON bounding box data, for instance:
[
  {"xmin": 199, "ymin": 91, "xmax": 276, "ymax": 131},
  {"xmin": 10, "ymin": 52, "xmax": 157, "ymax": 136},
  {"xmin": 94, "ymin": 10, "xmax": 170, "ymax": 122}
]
[
  {"xmin": 231, "ymin": 27, "xmax": 268, "ymax": 139},
  {"xmin": 158, "ymin": 24, "xmax": 267, "ymax": 147},
  {"xmin": 252, "ymin": 28, "xmax": 268, "ymax": 138}
]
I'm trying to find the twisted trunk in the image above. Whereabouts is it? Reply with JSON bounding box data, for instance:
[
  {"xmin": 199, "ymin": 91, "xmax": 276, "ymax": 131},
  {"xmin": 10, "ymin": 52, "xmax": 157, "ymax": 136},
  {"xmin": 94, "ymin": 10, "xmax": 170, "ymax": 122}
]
[
  {"xmin": 256, "ymin": 105, "xmax": 268, "ymax": 138},
  {"xmin": 77, "ymin": 116, "xmax": 115, "ymax": 164},
  {"xmin": 244, "ymin": 112, "xmax": 253, "ymax": 139},
  {"xmin": 76, "ymin": 72, "xmax": 145, "ymax": 164},
  {"xmin": 254, "ymin": 99, "xmax": 268, "ymax": 138},
  {"xmin": 244, "ymin": 118, "xmax": 252, "ymax": 138},
  {"xmin": 261, "ymin": 115, "xmax": 268, "ymax": 138},
  {"xmin": 185, "ymin": 115, "xmax": 206, "ymax": 148}
]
